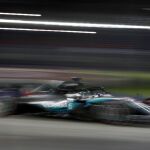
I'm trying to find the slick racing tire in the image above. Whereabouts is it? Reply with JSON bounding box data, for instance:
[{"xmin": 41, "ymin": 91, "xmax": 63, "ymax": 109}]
[
  {"xmin": 0, "ymin": 96, "xmax": 16, "ymax": 117},
  {"xmin": 143, "ymin": 98, "xmax": 150, "ymax": 105},
  {"xmin": 90, "ymin": 105, "xmax": 130, "ymax": 123}
]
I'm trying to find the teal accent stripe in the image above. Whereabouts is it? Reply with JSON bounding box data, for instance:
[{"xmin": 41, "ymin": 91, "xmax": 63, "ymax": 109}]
[{"xmin": 87, "ymin": 97, "xmax": 113, "ymax": 104}]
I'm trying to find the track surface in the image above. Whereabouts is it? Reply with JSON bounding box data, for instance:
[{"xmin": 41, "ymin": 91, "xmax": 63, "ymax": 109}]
[{"xmin": 0, "ymin": 116, "xmax": 150, "ymax": 150}]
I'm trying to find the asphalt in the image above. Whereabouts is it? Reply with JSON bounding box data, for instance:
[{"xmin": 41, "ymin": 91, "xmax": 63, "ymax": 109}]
[{"xmin": 0, "ymin": 116, "xmax": 150, "ymax": 150}]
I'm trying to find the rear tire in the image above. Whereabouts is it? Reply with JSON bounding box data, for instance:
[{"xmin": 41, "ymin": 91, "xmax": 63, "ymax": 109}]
[{"xmin": 0, "ymin": 96, "xmax": 16, "ymax": 117}]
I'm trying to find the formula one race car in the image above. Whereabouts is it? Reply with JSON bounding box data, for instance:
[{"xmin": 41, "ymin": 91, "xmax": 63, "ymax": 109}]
[
  {"xmin": 16, "ymin": 81, "xmax": 150, "ymax": 124},
  {"xmin": 16, "ymin": 92, "xmax": 150, "ymax": 124},
  {"xmin": 1, "ymin": 78, "xmax": 150, "ymax": 124}
]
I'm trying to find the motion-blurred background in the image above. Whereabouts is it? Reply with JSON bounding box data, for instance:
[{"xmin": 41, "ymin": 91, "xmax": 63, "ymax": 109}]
[
  {"xmin": 0, "ymin": 1, "xmax": 150, "ymax": 150},
  {"xmin": 0, "ymin": 0, "xmax": 150, "ymax": 97}
]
